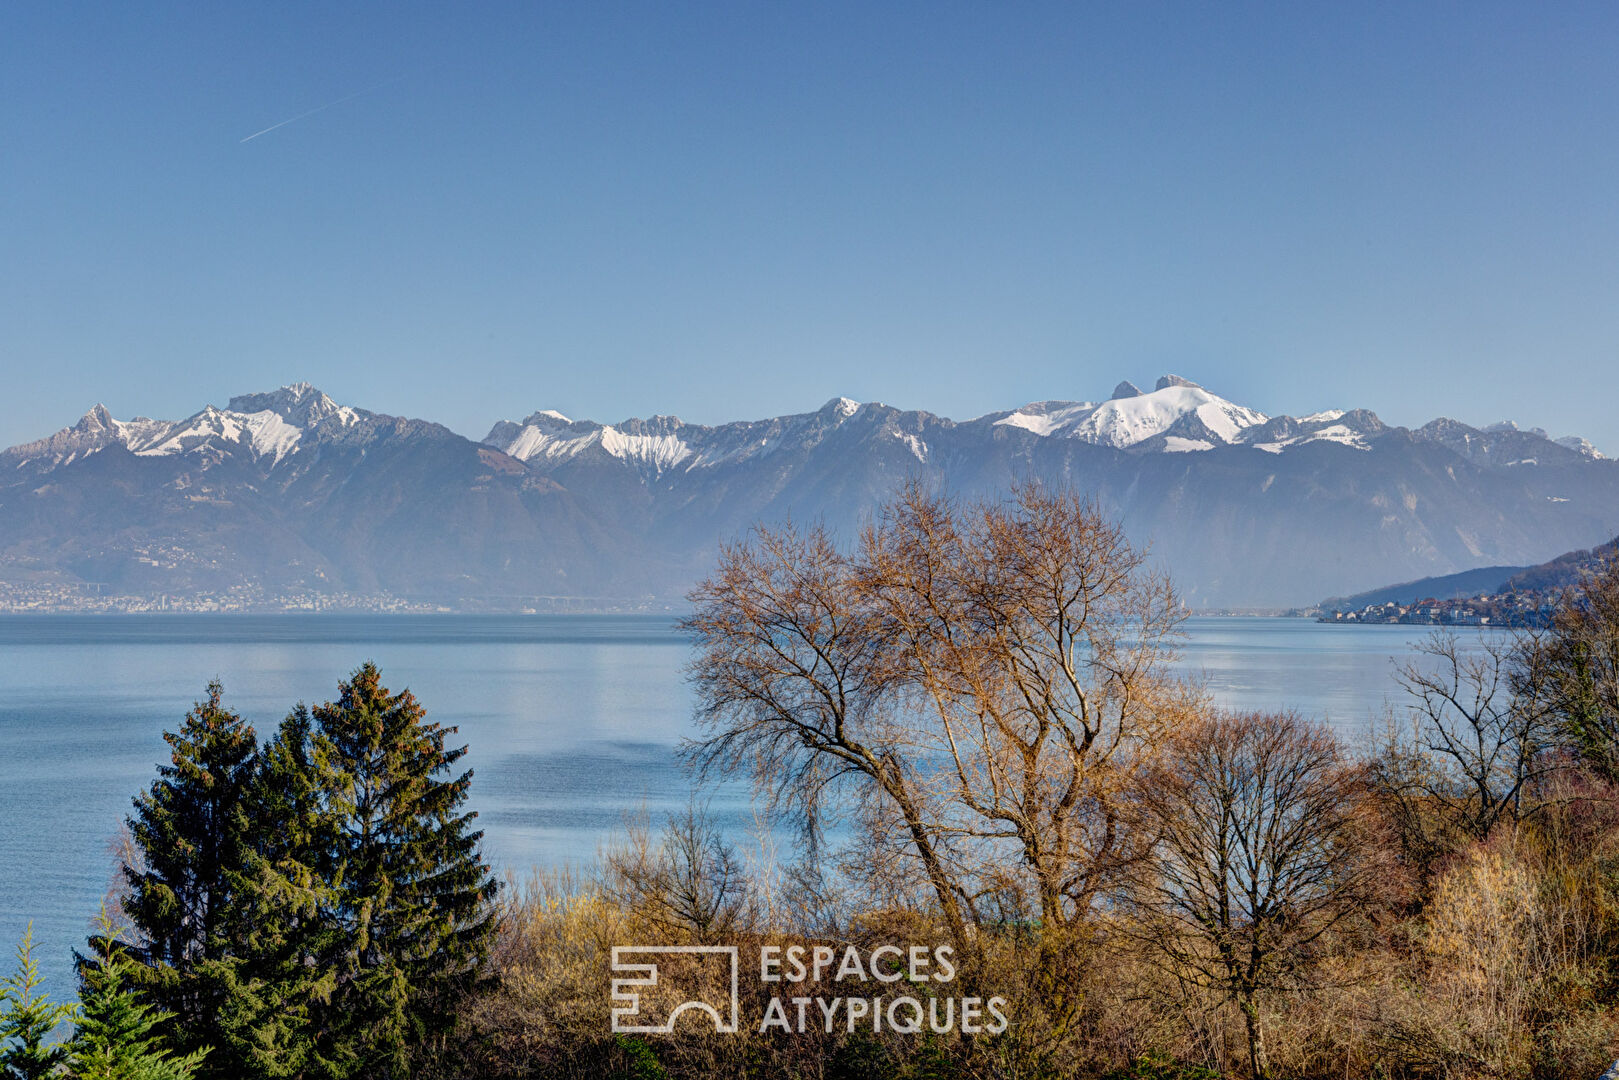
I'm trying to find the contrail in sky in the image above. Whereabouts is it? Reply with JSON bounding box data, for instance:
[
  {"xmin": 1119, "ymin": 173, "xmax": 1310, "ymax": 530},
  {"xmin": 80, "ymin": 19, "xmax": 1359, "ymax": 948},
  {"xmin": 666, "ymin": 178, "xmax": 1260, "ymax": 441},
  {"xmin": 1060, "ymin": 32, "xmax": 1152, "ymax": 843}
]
[{"xmin": 239, "ymin": 71, "xmax": 417, "ymax": 143}]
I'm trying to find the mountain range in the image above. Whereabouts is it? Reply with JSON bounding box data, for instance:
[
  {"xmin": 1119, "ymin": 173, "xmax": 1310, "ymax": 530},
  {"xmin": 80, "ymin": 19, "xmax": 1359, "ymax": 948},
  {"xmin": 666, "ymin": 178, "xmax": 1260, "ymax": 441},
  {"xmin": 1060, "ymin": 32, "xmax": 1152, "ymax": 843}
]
[{"xmin": 3, "ymin": 377, "xmax": 1616, "ymax": 610}]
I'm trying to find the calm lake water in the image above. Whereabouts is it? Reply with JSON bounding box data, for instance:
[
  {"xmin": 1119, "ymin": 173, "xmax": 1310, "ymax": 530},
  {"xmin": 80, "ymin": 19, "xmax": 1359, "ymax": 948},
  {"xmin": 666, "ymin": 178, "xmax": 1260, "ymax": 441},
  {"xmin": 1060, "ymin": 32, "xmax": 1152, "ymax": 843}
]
[{"xmin": 0, "ymin": 614, "xmax": 1445, "ymax": 1002}]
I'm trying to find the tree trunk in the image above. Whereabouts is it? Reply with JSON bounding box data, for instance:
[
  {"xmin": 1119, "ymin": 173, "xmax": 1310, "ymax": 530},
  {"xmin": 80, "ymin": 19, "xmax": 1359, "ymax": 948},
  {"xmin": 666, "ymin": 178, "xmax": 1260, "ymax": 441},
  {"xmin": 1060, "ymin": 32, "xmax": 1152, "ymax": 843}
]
[
  {"xmin": 1240, "ymin": 990, "xmax": 1269, "ymax": 1080},
  {"xmin": 880, "ymin": 761, "xmax": 980, "ymax": 980}
]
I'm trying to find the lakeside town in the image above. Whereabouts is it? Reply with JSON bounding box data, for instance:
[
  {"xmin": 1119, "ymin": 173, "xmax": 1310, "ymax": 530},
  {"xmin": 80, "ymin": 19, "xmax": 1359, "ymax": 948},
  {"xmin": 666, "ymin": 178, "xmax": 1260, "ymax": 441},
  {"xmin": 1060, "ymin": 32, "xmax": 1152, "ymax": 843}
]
[
  {"xmin": 1316, "ymin": 591, "xmax": 1559, "ymax": 626},
  {"xmin": 0, "ymin": 580, "xmax": 668, "ymax": 614}
]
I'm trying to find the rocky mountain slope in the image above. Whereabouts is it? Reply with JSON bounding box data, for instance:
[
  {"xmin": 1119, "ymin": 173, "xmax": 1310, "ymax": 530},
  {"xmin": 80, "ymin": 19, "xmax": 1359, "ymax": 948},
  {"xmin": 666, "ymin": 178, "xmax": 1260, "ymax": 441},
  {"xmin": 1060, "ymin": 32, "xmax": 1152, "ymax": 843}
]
[{"xmin": 4, "ymin": 378, "xmax": 1616, "ymax": 610}]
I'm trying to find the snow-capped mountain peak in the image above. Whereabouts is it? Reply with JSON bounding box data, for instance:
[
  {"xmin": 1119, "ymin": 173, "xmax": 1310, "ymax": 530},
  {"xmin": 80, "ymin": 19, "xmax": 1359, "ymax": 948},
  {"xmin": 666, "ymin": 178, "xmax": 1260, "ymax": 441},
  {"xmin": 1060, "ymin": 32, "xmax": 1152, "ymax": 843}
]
[
  {"xmin": 992, "ymin": 376, "xmax": 1267, "ymax": 449},
  {"xmin": 1077, "ymin": 382, "xmax": 1267, "ymax": 447},
  {"xmin": 1557, "ymin": 436, "xmax": 1606, "ymax": 459},
  {"xmin": 805, "ymin": 396, "xmax": 862, "ymax": 423},
  {"xmin": 490, "ymin": 410, "xmax": 693, "ymax": 476},
  {"xmin": 485, "ymin": 395, "xmax": 873, "ymax": 478},
  {"xmin": 226, "ymin": 383, "xmax": 359, "ymax": 431},
  {"xmin": 1, "ymin": 386, "xmax": 378, "ymax": 470},
  {"xmin": 5, "ymin": 379, "xmax": 1617, "ymax": 616},
  {"xmin": 77, "ymin": 403, "xmax": 118, "ymax": 434},
  {"xmin": 121, "ymin": 405, "xmax": 303, "ymax": 463}
]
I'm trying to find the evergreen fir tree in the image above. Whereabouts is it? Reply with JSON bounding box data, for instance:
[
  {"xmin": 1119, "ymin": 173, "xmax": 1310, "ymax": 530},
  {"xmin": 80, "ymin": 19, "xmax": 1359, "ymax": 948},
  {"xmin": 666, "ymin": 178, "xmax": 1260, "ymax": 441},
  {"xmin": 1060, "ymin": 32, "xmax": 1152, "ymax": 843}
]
[
  {"xmin": 310, "ymin": 663, "xmax": 498, "ymax": 1078},
  {"xmin": 210, "ymin": 706, "xmax": 339, "ymax": 1079},
  {"xmin": 0, "ymin": 924, "xmax": 75, "ymax": 1080},
  {"xmin": 70, "ymin": 924, "xmax": 206, "ymax": 1080},
  {"xmin": 119, "ymin": 681, "xmax": 258, "ymax": 1066}
]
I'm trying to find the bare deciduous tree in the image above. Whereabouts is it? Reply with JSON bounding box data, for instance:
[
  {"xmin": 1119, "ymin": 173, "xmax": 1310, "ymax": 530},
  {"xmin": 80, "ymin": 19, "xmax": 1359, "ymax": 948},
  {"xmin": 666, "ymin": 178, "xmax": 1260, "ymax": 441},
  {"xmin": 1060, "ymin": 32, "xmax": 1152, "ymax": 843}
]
[
  {"xmin": 682, "ymin": 520, "xmax": 977, "ymax": 960},
  {"xmin": 605, "ymin": 803, "xmax": 751, "ymax": 944},
  {"xmin": 1126, "ymin": 711, "xmax": 1388, "ymax": 1080},
  {"xmin": 859, "ymin": 483, "xmax": 1197, "ymax": 928},
  {"xmin": 1393, "ymin": 630, "xmax": 1560, "ymax": 840},
  {"xmin": 682, "ymin": 482, "xmax": 1197, "ymax": 984}
]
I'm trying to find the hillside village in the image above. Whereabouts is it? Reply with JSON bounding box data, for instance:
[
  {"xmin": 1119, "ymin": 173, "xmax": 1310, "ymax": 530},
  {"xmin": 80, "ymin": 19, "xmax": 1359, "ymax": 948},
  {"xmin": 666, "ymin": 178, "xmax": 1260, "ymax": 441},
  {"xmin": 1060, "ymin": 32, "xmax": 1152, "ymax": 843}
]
[
  {"xmin": 1318, "ymin": 591, "xmax": 1557, "ymax": 626},
  {"xmin": 1319, "ymin": 533, "xmax": 1618, "ymax": 626}
]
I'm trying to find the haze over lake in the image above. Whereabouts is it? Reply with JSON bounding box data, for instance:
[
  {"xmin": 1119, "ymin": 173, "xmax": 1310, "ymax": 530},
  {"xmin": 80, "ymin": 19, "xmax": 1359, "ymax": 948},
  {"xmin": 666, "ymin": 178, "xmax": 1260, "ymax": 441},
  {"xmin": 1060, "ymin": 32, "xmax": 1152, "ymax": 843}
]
[{"xmin": 0, "ymin": 614, "xmax": 1443, "ymax": 1003}]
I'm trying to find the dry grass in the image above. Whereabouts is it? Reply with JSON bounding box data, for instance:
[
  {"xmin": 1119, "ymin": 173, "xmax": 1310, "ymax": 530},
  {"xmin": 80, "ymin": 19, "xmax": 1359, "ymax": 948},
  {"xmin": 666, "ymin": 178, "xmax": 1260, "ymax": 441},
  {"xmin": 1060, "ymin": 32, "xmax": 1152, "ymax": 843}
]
[{"xmin": 437, "ymin": 773, "xmax": 1619, "ymax": 1080}]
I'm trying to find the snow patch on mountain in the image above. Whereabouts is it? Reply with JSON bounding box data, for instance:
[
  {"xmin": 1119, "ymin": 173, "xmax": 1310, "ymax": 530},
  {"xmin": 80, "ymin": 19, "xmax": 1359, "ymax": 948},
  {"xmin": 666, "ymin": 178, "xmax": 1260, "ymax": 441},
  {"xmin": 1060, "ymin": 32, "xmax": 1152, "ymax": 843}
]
[
  {"xmin": 995, "ymin": 380, "xmax": 1267, "ymax": 449},
  {"xmin": 130, "ymin": 406, "xmax": 306, "ymax": 463},
  {"xmin": 599, "ymin": 428, "xmax": 694, "ymax": 472},
  {"xmin": 894, "ymin": 432, "xmax": 929, "ymax": 462},
  {"xmin": 489, "ymin": 396, "xmax": 874, "ymax": 476},
  {"xmin": 1307, "ymin": 425, "xmax": 1374, "ymax": 449},
  {"xmin": 499, "ymin": 413, "xmax": 590, "ymax": 462},
  {"xmin": 1163, "ymin": 437, "xmax": 1215, "ymax": 453},
  {"xmin": 1557, "ymin": 436, "xmax": 1606, "ymax": 459},
  {"xmin": 493, "ymin": 411, "xmax": 693, "ymax": 474},
  {"xmin": 108, "ymin": 417, "xmax": 174, "ymax": 451},
  {"xmin": 993, "ymin": 401, "xmax": 1098, "ymax": 438},
  {"xmin": 241, "ymin": 412, "xmax": 304, "ymax": 461},
  {"xmin": 1253, "ymin": 424, "xmax": 1373, "ymax": 453}
]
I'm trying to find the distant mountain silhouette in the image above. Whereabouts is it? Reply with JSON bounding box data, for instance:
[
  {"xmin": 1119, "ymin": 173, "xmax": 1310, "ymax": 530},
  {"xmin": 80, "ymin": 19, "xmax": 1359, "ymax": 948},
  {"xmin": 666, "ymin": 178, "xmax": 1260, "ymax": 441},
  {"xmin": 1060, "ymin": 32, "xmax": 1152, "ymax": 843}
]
[
  {"xmin": 1500, "ymin": 536, "xmax": 1619, "ymax": 595},
  {"xmin": 3, "ymin": 378, "xmax": 1617, "ymax": 609},
  {"xmin": 1320, "ymin": 565, "xmax": 1531, "ymax": 612}
]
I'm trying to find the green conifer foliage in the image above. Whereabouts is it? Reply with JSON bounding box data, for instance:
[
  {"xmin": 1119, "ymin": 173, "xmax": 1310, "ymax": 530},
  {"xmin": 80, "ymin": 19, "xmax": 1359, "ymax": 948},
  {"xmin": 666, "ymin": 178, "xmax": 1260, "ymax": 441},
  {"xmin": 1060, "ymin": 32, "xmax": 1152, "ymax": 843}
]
[
  {"xmin": 310, "ymin": 663, "xmax": 498, "ymax": 1078},
  {"xmin": 120, "ymin": 680, "xmax": 258, "ymax": 1060},
  {"xmin": 209, "ymin": 706, "xmax": 340, "ymax": 1079},
  {"xmin": 70, "ymin": 927, "xmax": 206, "ymax": 1080},
  {"xmin": 100, "ymin": 667, "xmax": 497, "ymax": 1079},
  {"xmin": 0, "ymin": 924, "xmax": 75, "ymax": 1080}
]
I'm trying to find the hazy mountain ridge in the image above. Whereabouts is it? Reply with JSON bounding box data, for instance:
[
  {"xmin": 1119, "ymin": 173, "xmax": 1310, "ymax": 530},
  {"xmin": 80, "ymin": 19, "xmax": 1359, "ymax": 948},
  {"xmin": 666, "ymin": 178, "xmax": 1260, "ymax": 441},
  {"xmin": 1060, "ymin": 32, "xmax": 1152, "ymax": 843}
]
[
  {"xmin": 1318, "ymin": 533, "xmax": 1619, "ymax": 625},
  {"xmin": 1320, "ymin": 565, "xmax": 1533, "ymax": 612},
  {"xmin": 485, "ymin": 375, "xmax": 1605, "ymax": 471},
  {"xmin": 1500, "ymin": 536, "xmax": 1619, "ymax": 595},
  {"xmin": 3, "ymin": 377, "xmax": 1617, "ymax": 609}
]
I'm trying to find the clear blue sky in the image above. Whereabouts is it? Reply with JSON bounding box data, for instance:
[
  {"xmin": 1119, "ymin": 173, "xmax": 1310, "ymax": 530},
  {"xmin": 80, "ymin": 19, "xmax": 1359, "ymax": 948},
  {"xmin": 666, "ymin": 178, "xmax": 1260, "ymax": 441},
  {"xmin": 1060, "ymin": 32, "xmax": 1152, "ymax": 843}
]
[{"xmin": 5, "ymin": 2, "xmax": 1618, "ymax": 450}]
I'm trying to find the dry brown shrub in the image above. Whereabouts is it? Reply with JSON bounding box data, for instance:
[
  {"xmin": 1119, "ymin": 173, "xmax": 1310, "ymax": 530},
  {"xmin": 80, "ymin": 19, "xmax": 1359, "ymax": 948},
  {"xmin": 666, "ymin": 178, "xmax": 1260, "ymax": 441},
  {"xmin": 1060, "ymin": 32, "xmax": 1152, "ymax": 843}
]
[
  {"xmin": 1356, "ymin": 828, "xmax": 1619, "ymax": 1080},
  {"xmin": 455, "ymin": 869, "xmax": 627, "ymax": 1075}
]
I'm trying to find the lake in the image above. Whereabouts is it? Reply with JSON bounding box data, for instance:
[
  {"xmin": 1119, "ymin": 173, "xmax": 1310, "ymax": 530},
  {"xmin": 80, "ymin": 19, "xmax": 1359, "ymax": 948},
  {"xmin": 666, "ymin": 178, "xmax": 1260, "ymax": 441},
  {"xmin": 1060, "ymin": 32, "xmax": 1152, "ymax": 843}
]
[{"xmin": 0, "ymin": 614, "xmax": 1445, "ymax": 1003}]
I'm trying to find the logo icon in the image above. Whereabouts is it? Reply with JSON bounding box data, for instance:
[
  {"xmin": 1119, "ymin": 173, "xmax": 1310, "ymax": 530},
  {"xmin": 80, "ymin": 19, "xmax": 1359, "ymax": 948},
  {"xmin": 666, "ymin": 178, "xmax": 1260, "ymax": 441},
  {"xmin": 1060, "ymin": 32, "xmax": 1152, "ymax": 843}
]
[{"xmin": 610, "ymin": 945, "xmax": 740, "ymax": 1034}]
